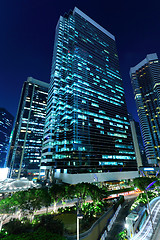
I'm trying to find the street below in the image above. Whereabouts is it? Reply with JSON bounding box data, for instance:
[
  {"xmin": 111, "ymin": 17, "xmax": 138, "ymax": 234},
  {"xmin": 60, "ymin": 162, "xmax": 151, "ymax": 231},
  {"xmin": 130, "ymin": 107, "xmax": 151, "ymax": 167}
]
[{"xmin": 106, "ymin": 194, "xmax": 138, "ymax": 240}]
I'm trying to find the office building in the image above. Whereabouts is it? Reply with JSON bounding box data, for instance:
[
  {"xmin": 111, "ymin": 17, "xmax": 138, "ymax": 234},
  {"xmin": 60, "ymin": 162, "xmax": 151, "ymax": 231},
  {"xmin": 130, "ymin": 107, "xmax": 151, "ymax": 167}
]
[
  {"xmin": 129, "ymin": 116, "xmax": 147, "ymax": 167},
  {"xmin": 7, "ymin": 77, "xmax": 49, "ymax": 178},
  {"xmin": 0, "ymin": 108, "xmax": 14, "ymax": 168},
  {"xmin": 134, "ymin": 121, "xmax": 148, "ymax": 166},
  {"xmin": 41, "ymin": 7, "xmax": 138, "ymax": 184},
  {"xmin": 130, "ymin": 53, "xmax": 160, "ymax": 166}
]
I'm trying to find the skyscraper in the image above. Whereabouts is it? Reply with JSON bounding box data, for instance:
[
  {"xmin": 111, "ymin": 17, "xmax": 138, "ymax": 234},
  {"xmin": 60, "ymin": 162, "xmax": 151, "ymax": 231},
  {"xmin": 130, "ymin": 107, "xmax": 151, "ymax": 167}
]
[
  {"xmin": 7, "ymin": 77, "xmax": 49, "ymax": 179},
  {"xmin": 133, "ymin": 121, "xmax": 147, "ymax": 166},
  {"xmin": 0, "ymin": 108, "xmax": 14, "ymax": 168},
  {"xmin": 128, "ymin": 114, "xmax": 147, "ymax": 167},
  {"xmin": 130, "ymin": 53, "xmax": 160, "ymax": 166},
  {"xmin": 41, "ymin": 7, "xmax": 138, "ymax": 183}
]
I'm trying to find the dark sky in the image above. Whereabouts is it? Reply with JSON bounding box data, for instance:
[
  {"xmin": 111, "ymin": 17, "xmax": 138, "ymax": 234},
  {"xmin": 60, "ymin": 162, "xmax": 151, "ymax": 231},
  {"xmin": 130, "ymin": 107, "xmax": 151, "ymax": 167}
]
[{"xmin": 1, "ymin": 0, "xmax": 160, "ymax": 122}]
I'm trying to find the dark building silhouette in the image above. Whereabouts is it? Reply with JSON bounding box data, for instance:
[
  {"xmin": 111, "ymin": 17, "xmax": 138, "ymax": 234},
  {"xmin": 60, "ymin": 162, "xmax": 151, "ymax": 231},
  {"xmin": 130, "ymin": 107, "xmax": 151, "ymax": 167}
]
[{"xmin": 0, "ymin": 108, "xmax": 14, "ymax": 168}]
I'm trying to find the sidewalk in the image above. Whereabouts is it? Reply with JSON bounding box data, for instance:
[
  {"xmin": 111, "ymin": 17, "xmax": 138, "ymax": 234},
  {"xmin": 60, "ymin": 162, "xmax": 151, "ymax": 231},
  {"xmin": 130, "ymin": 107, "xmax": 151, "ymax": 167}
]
[
  {"xmin": 151, "ymin": 219, "xmax": 160, "ymax": 240},
  {"xmin": 106, "ymin": 197, "xmax": 136, "ymax": 240}
]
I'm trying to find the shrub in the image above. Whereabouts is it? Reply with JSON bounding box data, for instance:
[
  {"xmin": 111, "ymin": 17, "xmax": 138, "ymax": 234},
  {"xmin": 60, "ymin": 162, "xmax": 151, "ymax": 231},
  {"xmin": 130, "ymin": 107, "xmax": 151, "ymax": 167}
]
[
  {"xmin": 3, "ymin": 219, "xmax": 31, "ymax": 235},
  {"xmin": 1, "ymin": 229, "xmax": 66, "ymax": 240},
  {"xmin": 34, "ymin": 214, "xmax": 64, "ymax": 235}
]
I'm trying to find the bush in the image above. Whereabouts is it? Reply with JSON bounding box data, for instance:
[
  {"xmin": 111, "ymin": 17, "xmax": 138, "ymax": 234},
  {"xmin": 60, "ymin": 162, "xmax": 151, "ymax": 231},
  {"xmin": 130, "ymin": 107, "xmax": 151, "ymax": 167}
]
[
  {"xmin": 1, "ymin": 229, "xmax": 66, "ymax": 240},
  {"xmin": 34, "ymin": 214, "xmax": 64, "ymax": 235},
  {"xmin": 131, "ymin": 191, "xmax": 158, "ymax": 210},
  {"xmin": 117, "ymin": 229, "xmax": 128, "ymax": 240},
  {"xmin": 58, "ymin": 206, "xmax": 76, "ymax": 214},
  {"xmin": 0, "ymin": 229, "xmax": 8, "ymax": 239},
  {"xmin": 3, "ymin": 219, "xmax": 31, "ymax": 235},
  {"xmin": 2, "ymin": 215, "xmax": 65, "ymax": 239}
]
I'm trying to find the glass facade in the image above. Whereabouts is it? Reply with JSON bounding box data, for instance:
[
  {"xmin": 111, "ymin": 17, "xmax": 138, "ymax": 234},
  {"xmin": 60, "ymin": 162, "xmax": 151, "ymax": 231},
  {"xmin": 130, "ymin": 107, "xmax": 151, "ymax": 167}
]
[
  {"xmin": 7, "ymin": 77, "xmax": 49, "ymax": 178},
  {"xmin": 41, "ymin": 7, "xmax": 137, "ymax": 176},
  {"xmin": 0, "ymin": 108, "xmax": 14, "ymax": 168},
  {"xmin": 130, "ymin": 53, "xmax": 160, "ymax": 165},
  {"xmin": 134, "ymin": 121, "xmax": 147, "ymax": 166}
]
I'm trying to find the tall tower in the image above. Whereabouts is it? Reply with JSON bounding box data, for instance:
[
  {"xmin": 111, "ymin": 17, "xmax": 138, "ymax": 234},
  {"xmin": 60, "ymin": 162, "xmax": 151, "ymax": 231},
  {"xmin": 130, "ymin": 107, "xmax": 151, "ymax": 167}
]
[
  {"xmin": 130, "ymin": 53, "xmax": 160, "ymax": 166},
  {"xmin": 41, "ymin": 7, "xmax": 138, "ymax": 184},
  {"xmin": 0, "ymin": 108, "xmax": 14, "ymax": 168},
  {"xmin": 7, "ymin": 77, "xmax": 49, "ymax": 179}
]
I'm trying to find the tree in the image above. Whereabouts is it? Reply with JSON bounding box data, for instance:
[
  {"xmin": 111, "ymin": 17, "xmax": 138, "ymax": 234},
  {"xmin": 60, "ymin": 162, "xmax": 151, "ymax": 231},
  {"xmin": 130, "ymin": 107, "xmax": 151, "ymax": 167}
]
[
  {"xmin": 11, "ymin": 190, "xmax": 29, "ymax": 219},
  {"xmin": 0, "ymin": 197, "xmax": 16, "ymax": 231},
  {"xmin": 133, "ymin": 177, "xmax": 157, "ymax": 191},
  {"xmin": 34, "ymin": 215, "xmax": 64, "ymax": 235},
  {"xmin": 1, "ymin": 230, "xmax": 67, "ymax": 240},
  {"xmin": 25, "ymin": 188, "xmax": 46, "ymax": 221},
  {"xmin": 74, "ymin": 182, "xmax": 92, "ymax": 205},
  {"xmin": 35, "ymin": 188, "xmax": 51, "ymax": 214},
  {"xmin": 3, "ymin": 218, "xmax": 31, "ymax": 235},
  {"xmin": 11, "ymin": 188, "xmax": 44, "ymax": 221},
  {"xmin": 88, "ymin": 183, "xmax": 107, "ymax": 203},
  {"xmin": 49, "ymin": 184, "xmax": 66, "ymax": 212}
]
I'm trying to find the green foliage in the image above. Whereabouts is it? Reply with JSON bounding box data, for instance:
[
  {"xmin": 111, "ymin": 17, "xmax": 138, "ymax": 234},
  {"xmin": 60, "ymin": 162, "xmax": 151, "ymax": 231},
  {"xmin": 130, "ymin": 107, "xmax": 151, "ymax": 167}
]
[
  {"xmin": 133, "ymin": 177, "xmax": 157, "ymax": 191},
  {"xmin": 81, "ymin": 213, "xmax": 95, "ymax": 230},
  {"xmin": 3, "ymin": 219, "xmax": 31, "ymax": 235},
  {"xmin": 117, "ymin": 229, "xmax": 128, "ymax": 240},
  {"xmin": 9, "ymin": 187, "xmax": 51, "ymax": 218},
  {"xmin": 34, "ymin": 214, "xmax": 64, "ymax": 235},
  {"xmin": 0, "ymin": 229, "xmax": 8, "ymax": 239},
  {"xmin": 1, "ymin": 229, "xmax": 66, "ymax": 240},
  {"xmin": 73, "ymin": 182, "xmax": 107, "ymax": 205},
  {"xmin": 49, "ymin": 184, "xmax": 67, "ymax": 204},
  {"xmin": 80, "ymin": 200, "xmax": 110, "ymax": 230},
  {"xmin": 131, "ymin": 191, "xmax": 158, "ymax": 210},
  {"xmin": 2, "ymin": 215, "xmax": 65, "ymax": 239},
  {"xmin": 58, "ymin": 206, "xmax": 76, "ymax": 214},
  {"xmin": 0, "ymin": 197, "xmax": 16, "ymax": 215},
  {"xmin": 81, "ymin": 201, "xmax": 108, "ymax": 216}
]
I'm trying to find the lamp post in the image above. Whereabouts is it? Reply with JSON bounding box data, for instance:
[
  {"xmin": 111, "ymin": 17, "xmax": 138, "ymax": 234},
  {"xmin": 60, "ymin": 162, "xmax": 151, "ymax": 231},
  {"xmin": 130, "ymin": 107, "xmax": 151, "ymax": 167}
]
[
  {"xmin": 77, "ymin": 198, "xmax": 83, "ymax": 240},
  {"xmin": 145, "ymin": 180, "xmax": 157, "ymax": 232},
  {"xmin": 145, "ymin": 189, "xmax": 154, "ymax": 231}
]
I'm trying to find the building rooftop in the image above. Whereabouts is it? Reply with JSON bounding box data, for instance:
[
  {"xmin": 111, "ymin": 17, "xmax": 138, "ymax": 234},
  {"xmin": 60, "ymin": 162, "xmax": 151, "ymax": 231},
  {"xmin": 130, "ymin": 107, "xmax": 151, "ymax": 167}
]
[
  {"xmin": 27, "ymin": 77, "xmax": 49, "ymax": 88},
  {"xmin": 130, "ymin": 53, "xmax": 158, "ymax": 76},
  {"xmin": 73, "ymin": 7, "xmax": 115, "ymax": 41}
]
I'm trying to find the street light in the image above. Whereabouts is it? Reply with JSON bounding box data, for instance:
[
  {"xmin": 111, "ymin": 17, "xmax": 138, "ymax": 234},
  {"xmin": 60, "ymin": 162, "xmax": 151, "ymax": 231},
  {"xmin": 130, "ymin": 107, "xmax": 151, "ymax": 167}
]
[
  {"xmin": 145, "ymin": 180, "xmax": 157, "ymax": 232},
  {"xmin": 77, "ymin": 199, "xmax": 83, "ymax": 240}
]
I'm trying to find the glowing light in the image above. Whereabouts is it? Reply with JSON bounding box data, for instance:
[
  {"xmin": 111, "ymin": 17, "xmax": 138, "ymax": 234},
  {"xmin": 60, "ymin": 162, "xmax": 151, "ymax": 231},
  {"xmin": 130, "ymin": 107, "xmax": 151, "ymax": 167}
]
[
  {"xmin": 125, "ymin": 223, "xmax": 129, "ymax": 228},
  {"xmin": 146, "ymin": 181, "xmax": 157, "ymax": 190},
  {"xmin": 144, "ymin": 168, "xmax": 154, "ymax": 171},
  {"xmin": 0, "ymin": 168, "xmax": 9, "ymax": 181}
]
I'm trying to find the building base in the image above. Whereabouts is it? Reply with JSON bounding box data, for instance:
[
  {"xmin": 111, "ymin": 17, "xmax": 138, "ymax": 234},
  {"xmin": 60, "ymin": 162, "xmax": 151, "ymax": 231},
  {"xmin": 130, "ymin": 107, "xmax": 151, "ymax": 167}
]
[{"xmin": 54, "ymin": 171, "xmax": 139, "ymax": 184}]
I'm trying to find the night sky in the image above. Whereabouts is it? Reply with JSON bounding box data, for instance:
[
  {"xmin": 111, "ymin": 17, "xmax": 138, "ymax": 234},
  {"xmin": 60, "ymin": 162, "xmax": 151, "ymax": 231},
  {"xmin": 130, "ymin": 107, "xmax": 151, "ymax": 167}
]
[{"xmin": 1, "ymin": 0, "xmax": 160, "ymax": 122}]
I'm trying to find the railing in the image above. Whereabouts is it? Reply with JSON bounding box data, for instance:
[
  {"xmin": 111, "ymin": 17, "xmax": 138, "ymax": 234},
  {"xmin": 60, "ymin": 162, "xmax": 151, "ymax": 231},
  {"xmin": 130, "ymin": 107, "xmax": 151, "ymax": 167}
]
[{"xmin": 65, "ymin": 196, "xmax": 124, "ymax": 240}]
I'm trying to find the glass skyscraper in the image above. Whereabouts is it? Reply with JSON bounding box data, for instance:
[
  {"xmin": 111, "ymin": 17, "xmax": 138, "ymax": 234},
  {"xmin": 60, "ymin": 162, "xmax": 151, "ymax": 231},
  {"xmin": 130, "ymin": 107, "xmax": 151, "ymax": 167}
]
[
  {"xmin": 0, "ymin": 108, "xmax": 14, "ymax": 168},
  {"xmin": 7, "ymin": 77, "xmax": 49, "ymax": 179},
  {"xmin": 130, "ymin": 53, "xmax": 160, "ymax": 166},
  {"xmin": 41, "ymin": 7, "xmax": 137, "ymax": 183}
]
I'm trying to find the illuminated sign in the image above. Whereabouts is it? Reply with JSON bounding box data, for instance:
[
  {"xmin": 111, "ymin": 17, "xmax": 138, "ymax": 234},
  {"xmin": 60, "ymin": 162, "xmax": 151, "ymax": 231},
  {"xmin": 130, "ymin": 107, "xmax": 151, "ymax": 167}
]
[{"xmin": 144, "ymin": 168, "xmax": 155, "ymax": 171}]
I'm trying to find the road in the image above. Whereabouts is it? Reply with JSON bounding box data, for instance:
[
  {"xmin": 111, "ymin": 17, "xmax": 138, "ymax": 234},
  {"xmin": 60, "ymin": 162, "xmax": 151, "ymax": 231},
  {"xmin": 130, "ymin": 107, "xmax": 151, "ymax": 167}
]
[
  {"xmin": 131, "ymin": 196, "xmax": 160, "ymax": 240},
  {"xmin": 106, "ymin": 194, "xmax": 138, "ymax": 240},
  {"xmin": 2, "ymin": 198, "xmax": 77, "ymax": 225}
]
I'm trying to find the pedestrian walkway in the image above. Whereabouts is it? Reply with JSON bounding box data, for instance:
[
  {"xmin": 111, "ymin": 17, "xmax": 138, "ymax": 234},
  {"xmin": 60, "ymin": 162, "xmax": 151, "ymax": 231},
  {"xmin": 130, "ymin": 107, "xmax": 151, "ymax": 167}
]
[
  {"xmin": 131, "ymin": 197, "xmax": 160, "ymax": 240},
  {"xmin": 106, "ymin": 197, "xmax": 136, "ymax": 240},
  {"xmin": 151, "ymin": 219, "xmax": 160, "ymax": 240}
]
